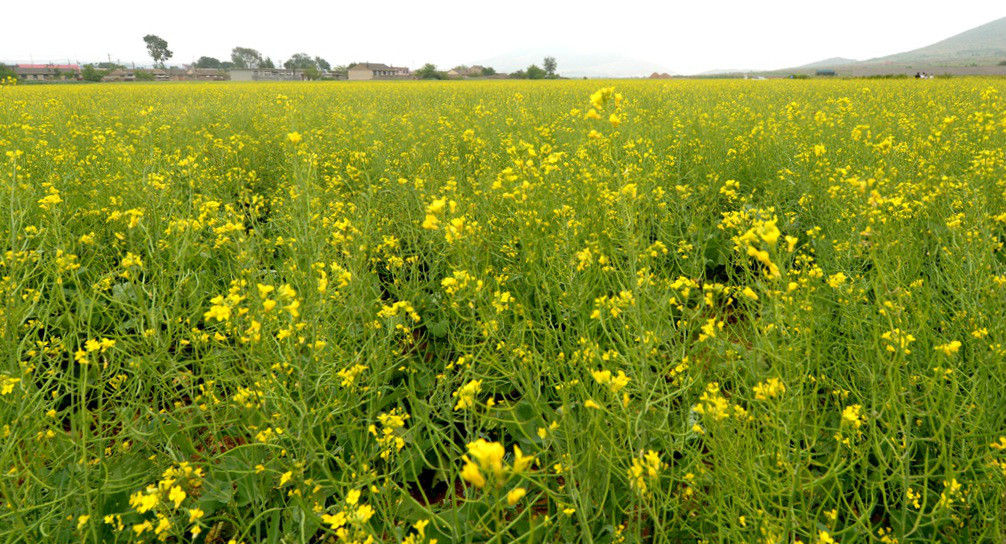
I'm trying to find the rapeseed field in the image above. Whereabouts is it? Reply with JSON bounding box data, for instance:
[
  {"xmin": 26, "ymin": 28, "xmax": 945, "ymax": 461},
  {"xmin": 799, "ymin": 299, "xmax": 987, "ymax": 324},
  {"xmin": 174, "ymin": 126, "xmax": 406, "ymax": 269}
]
[{"xmin": 1, "ymin": 79, "xmax": 1006, "ymax": 543}]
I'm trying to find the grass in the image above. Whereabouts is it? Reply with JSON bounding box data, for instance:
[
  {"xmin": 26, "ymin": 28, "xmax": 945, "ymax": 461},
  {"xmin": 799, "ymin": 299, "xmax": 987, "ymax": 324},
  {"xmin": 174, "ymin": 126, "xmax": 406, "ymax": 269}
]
[{"xmin": 1, "ymin": 78, "xmax": 1006, "ymax": 543}]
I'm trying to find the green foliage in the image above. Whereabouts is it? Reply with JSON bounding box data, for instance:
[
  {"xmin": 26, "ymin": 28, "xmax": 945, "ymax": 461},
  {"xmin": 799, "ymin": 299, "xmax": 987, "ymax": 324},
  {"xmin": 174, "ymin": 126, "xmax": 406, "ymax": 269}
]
[
  {"xmin": 525, "ymin": 64, "xmax": 546, "ymax": 79},
  {"xmin": 543, "ymin": 56, "xmax": 557, "ymax": 76},
  {"xmin": 230, "ymin": 47, "xmax": 264, "ymax": 69},
  {"xmin": 142, "ymin": 34, "xmax": 173, "ymax": 67},
  {"xmin": 133, "ymin": 70, "xmax": 155, "ymax": 81},
  {"xmin": 283, "ymin": 53, "xmax": 316, "ymax": 70},
  {"xmin": 510, "ymin": 64, "xmax": 549, "ymax": 79},
  {"xmin": 280, "ymin": 53, "xmax": 337, "ymax": 76},
  {"xmin": 194, "ymin": 56, "xmax": 222, "ymax": 69},
  {"xmin": 81, "ymin": 64, "xmax": 104, "ymax": 82},
  {"xmin": 415, "ymin": 63, "xmax": 446, "ymax": 79},
  {"xmin": 481, "ymin": 66, "xmax": 496, "ymax": 77}
]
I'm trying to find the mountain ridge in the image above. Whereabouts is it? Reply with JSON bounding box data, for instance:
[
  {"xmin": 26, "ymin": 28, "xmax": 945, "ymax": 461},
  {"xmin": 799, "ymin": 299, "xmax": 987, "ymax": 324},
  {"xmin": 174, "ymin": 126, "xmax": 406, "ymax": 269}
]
[{"xmin": 791, "ymin": 16, "xmax": 1005, "ymax": 72}]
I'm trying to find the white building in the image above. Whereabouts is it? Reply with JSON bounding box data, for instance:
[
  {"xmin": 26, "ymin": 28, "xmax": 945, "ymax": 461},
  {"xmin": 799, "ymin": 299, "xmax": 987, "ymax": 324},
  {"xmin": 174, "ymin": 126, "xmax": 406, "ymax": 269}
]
[{"xmin": 347, "ymin": 63, "xmax": 410, "ymax": 80}]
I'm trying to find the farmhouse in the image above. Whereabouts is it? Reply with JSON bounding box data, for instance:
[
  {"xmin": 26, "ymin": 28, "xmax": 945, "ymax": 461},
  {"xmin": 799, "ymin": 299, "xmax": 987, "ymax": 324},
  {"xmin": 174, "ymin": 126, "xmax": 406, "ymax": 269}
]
[
  {"xmin": 14, "ymin": 64, "xmax": 80, "ymax": 81},
  {"xmin": 229, "ymin": 68, "xmax": 306, "ymax": 81},
  {"xmin": 447, "ymin": 65, "xmax": 486, "ymax": 77},
  {"xmin": 102, "ymin": 69, "xmax": 136, "ymax": 82},
  {"xmin": 183, "ymin": 67, "xmax": 229, "ymax": 81},
  {"xmin": 347, "ymin": 63, "xmax": 410, "ymax": 80}
]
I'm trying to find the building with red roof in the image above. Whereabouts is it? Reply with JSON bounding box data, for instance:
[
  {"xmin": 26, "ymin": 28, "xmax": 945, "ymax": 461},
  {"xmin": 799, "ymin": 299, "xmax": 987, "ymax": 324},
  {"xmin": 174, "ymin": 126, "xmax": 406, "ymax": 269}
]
[{"xmin": 14, "ymin": 64, "xmax": 81, "ymax": 81}]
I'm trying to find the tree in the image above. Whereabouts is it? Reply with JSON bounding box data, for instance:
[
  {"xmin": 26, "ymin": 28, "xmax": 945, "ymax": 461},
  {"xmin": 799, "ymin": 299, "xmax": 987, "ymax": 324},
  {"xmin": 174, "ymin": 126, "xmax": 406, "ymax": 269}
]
[
  {"xmin": 0, "ymin": 64, "xmax": 17, "ymax": 81},
  {"xmin": 81, "ymin": 64, "xmax": 105, "ymax": 82},
  {"xmin": 543, "ymin": 56, "xmax": 557, "ymax": 77},
  {"xmin": 231, "ymin": 47, "xmax": 264, "ymax": 69},
  {"xmin": 194, "ymin": 56, "xmax": 222, "ymax": 69},
  {"xmin": 481, "ymin": 66, "xmax": 497, "ymax": 77},
  {"xmin": 509, "ymin": 69, "xmax": 527, "ymax": 79},
  {"xmin": 143, "ymin": 34, "xmax": 173, "ymax": 67},
  {"xmin": 284, "ymin": 53, "xmax": 316, "ymax": 70},
  {"xmin": 526, "ymin": 64, "xmax": 546, "ymax": 79},
  {"xmin": 261, "ymin": 57, "xmax": 275, "ymax": 69},
  {"xmin": 315, "ymin": 57, "xmax": 331, "ymax": 71},
  {"xmin": 415, "ymin": 63, "xmax": 446, "ymax": 80}
]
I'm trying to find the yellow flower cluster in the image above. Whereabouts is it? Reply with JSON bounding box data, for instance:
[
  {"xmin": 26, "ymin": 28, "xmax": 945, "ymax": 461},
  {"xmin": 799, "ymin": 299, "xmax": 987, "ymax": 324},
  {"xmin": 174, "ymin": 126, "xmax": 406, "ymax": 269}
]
[
  {"xmin": 460, "ymin": 439, "xmax": 534, "ymax": 496},
  {"xmin": 627, "ymin": 450, "xmax": 661, "ymax": 494}
]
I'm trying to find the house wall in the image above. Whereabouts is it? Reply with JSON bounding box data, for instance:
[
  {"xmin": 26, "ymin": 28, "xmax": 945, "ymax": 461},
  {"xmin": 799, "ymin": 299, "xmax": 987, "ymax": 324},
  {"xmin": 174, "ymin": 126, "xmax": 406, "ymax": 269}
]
[
  {"xmin": 229, "ymin": 70, "xmax": 255, "ymax": 81},
  {"xmin": 348, "ymin": 68, "xmax": 373, "ymax": 81},
  {"xmin": 255, "ymin": 71, "xmax": 301, "ymax": 81}
]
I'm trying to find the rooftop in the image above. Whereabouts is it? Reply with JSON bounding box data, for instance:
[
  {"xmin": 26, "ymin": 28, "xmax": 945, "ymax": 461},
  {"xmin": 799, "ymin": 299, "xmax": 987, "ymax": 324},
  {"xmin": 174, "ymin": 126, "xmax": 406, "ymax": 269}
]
[
  {"xmin": 16, "ymin": 64, "xmax": 79, "ymax": 70},
  {"xmin": 350, "ymin": 63, "xmax": 395, "ymax": 71}
]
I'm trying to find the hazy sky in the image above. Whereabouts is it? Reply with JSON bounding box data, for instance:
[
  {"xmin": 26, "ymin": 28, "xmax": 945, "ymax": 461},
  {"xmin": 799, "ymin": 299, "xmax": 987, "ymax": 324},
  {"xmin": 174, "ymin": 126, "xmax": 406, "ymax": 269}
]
[{"xmin": 1, "ymin": 0, "xmax": 1003, "ymax": 75}]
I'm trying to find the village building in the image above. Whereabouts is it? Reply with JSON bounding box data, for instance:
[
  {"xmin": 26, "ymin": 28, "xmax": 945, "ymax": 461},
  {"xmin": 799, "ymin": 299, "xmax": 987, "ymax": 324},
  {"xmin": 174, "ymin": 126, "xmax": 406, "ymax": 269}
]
[
  {"xmin": 14, "ymin": 64, "xmax": 80, "ymax": 81},
  {"xmin": 182, "ymin": 67, "xmax": 229, "ymax": 81},
  {"xmin": 151, "ymin": 69, "xmax": 173, "ymax": 81},
  {"xmin": 347, "ymin": 63, "xmax": 410, "ymax": 80},
  {"xmin": 102, "ymin": 68, "xmax": 192, "ymax": 82},
  {"xmin": 229, "ymin": 68, "xmax": 306, "ymax": 81},
  {"xmin": 101, "ymin": 69, "xmax": 136, "ymax": 82},
  {"xmin": 447, "ymin": 65, "xmax": 486, "ymax": 78}
]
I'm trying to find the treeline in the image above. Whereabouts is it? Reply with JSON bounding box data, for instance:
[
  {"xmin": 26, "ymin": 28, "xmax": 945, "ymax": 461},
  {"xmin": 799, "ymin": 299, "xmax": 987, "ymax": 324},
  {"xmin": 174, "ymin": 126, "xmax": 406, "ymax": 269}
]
[
  {"xmin": 511, "ymin": 57, "xmax": 559, "ymax": 79},
  {"xmin": 193, "ymin": 47, "xmax": 345, "ymax": 79},
  {"xmin": 414, "ymin": 56, "xmax": 560, "ymax": 80}
]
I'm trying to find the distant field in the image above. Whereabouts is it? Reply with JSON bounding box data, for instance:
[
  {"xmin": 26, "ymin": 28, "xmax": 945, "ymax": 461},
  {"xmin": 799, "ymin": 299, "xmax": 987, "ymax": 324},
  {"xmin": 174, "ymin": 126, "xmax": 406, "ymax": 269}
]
[{"xmin": 2, "ymin": 79, "xmax": 1006, "ymax": 543}]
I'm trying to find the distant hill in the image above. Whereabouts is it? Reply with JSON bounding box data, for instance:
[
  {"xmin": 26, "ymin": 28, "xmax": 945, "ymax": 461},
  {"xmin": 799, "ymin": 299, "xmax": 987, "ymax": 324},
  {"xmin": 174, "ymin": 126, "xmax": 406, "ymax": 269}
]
[
  {"xmin": 698, "ymin": 68, "xmax": 760, "ymax": 75},
  {"xmin": 793, "ymin": 57, "xmax": 859, "ymax": 69},
  {"xmin": 789, "ymin": 17, "xmax": 1005, "ymax": 73},
  {"xmin": 865, "ymin": 16, "xmax": 1006, "ymax": 65},
  {"xmin": 473, "ymin": 48, "xmax": 676, "ymax": 78}
]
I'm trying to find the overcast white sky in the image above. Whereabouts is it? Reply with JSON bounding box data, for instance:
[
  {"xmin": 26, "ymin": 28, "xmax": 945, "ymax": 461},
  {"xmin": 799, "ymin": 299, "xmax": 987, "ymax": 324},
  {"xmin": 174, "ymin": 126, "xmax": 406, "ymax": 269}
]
[{"xmin": 1, "ymin": 0, "xmax": 1002, "ymax": 75}]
